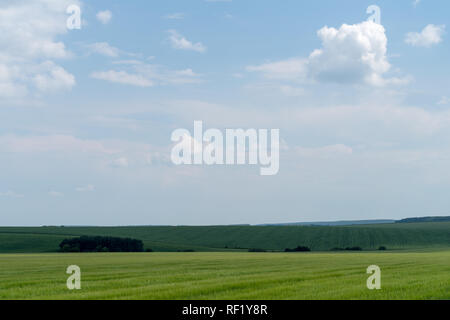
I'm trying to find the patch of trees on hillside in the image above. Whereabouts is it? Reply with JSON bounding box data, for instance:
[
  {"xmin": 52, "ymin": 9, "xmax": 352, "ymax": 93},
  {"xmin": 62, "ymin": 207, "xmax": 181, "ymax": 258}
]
[{"xmin": 59, "ymin": 236, "xmax": 144, "ymax": 252}]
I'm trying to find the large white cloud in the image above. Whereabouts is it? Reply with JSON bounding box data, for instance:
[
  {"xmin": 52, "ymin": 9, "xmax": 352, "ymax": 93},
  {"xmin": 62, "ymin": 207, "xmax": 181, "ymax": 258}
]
[
  {"xmin": 0, "ymin": 0, "xmax": 78, "ymax": 99},
  {"xmin": 247, "ymin": 21, "xmax": 408, "ymax": 87}
]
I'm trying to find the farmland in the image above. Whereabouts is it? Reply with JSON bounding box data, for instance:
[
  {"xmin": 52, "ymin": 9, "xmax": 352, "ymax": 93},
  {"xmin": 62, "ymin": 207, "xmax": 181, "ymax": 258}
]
[
  {"xmin": 0, "ymin": 222, "xmax": 448, "ymax": 300},
  {"xmin": 0, "ymin": 251, "xmax": 449, "ymax": 300},
  {"xmin": 0, "ymin": 222, "xmax": 449, "ymax": 253}
]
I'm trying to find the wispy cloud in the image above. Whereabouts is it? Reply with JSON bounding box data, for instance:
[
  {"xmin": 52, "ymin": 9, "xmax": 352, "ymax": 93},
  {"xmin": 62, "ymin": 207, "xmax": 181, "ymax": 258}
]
[
  {"xmin": 438, "ymin": 96, "xmax": 450, "ymax": 105},
  {"xmin": 75, "ymin": 185, "xmax": 95, "ymax": 192},
  {"xmin": 48, "ymin": 191, "xmax": 64, "ymax": 197},
  {"xmin": 0, "ymin": 135, "xmax": 116, "ymax": 154},
  {"xmin": 0, "ymin": 191, "xmax": 24, "ymax": 198},
  {"xmin": 164, "ymin": 13, "xmax": 185, "ymax": 20},
  {"xmin": 86, "ymin": 42, "xmax": 120, "ymax": 57},
  {"xmin": 168, "ymin": 30, "xmax": 206, "ymax": 53},
  {"xmin": 91, "ymin": 62, "xmax": 202, "ymax": 87},
  {"xmin": 91, "ymin": 70, "xmax": 154, "ymax": 87},
  {"xmin": 96, "ymin": 10, "xmax": 112, "ymax": 24},
  {"xmin": 112, "ymin": 157, "xmax": 129, "ymax": 168}
]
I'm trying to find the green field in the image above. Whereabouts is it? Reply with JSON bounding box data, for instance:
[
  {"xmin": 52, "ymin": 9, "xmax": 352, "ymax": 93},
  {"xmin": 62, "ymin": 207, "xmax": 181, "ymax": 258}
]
[
  {"xmin": 0, "ymin": 222, "xmax": 448, "ymax": 300},
  {"xmin": 0, "ymin": 251, "xmax": 449, "ymax": 300},
  {"xmin": 0, "ymin": 222, "xmax": 449, "ymax": 253}
]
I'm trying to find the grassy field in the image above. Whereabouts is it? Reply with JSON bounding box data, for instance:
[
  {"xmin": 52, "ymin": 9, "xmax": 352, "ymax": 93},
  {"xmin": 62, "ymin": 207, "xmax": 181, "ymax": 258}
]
[
  {"xmin": 0, "ymin": 222, "xmax": 449, "ymax": 253},
  {"xmin": 0, "ymin": 251, "xmax": 449, "ymax": 300},
  {"xmin": 1, "ymin": 222, "xmax": 448, "ymax": 299}
]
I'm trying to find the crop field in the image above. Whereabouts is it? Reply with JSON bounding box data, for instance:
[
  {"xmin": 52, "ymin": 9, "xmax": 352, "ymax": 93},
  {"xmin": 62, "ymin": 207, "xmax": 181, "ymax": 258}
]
[
  {"xmin": 0, "ymin": 222, "xmax": 449, "ymax": 253},
  {"xmin": 0, "ymin": 250, "xmax": 449, "ymax": 300}
]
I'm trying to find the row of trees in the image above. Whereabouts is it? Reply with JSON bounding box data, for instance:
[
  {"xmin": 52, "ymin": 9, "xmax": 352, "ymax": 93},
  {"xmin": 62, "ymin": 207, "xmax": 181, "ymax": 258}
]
[
  {"xmin": 59, "ymin": 236, "xmax": 144, "ymax": 252},
  {"xmin": 249, "ymin": 246, "xmax": 388, "ymax": 252},
  {"xmin": 284, "ymin": 246, "xmax": 311, "ymax": 252}
]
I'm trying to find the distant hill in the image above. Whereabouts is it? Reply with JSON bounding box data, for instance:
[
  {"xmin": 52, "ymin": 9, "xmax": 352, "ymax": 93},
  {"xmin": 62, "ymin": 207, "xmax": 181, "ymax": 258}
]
[
  {"xmin": 258, "ymin": 219, "xmax": 395, "ymax": 226},
  {"xmin": 396, "ymin": 216, "xmax": 450, "ymax": 223}
]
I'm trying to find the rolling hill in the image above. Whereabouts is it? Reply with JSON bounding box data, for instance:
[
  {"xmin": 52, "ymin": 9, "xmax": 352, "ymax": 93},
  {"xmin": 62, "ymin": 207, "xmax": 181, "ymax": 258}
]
[{"xmin": 0, "ymin": 221, "xmax": 449, "ymax": 253}]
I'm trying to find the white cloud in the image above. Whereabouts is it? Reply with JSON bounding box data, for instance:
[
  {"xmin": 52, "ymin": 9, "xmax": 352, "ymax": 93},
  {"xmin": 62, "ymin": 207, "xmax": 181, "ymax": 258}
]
[
  {"xmin": 295, "ymin": 145, "xmax": 353, "ymax": 158},
  {"xmin": 0, "ymin": 0, "xmax": 78, "ymax": 99},
  {"xmin": 89, "ymin": 115, "xmax": 141, "ymax": 131},
  {"xmin": 413, "ymin": 0, "xmax": 421, "ymax": 8},
  {"xmin": 164, "ymin": 13, "xmax": 185, "ymax": 20},
  {"xmin": 112, "ymin": 60, "xmax": 143, "ymax": 65},
  {"xmin": 167, "ymin": 69, "xmax": 202, "ymax": 84},
  {"xmin": 0, "ymin": 191, "xmax": 24, "ymax": 198},
  {"xmin": 87, "ymin": 42, "xmax": 120, "ymax": 57},
  {"xmin": 112, "ymin": 157, "xmax": 129, "ymax": 168},
  {"xmin": 91, "ymin": 70, "xmax": 154, "ymax": 87},
  {"xmin": 247, "ymin": 59, "xmax": 308, "ymax": 81},
  {"xmin": 75, "ymin": 185, "xmax": 95, "ymax": 192},
  {"xmin": 279, "ymin": 85, "xmax": 305, "ymax": 97},
  {"xmin": 157, "ymin": 98, "xmax": 450, "ymax": 142},
  {"xmin": 96, "ymin": 10, "xmax": 112, "ymax": 24},
  {"xmin": 244, "ymin": 83, "xmax": 305, "ymax": 97},
  {"xmin": 438, "ymin": 96, "xmax": 450, "ymax": 105},
  {"xmin": 168, "ymin": 30, "xmax": 206, "ymax": 53},
  {"xmin": 33, "ymin": 61, "xmax": 76, "ymax": 92},
  {"xmin": 0, "ymin": 135, "xmax": 116, "ymax": 154},
  {"xmin": 0, "ymin": 134, "xmax": 170, "ymax": 170},
  {"xmin": 91, "ymin": 62, "xmax": 201, "ymax": 87},
  {"xmin": 405, "ymin": 24, "xmax": 445, "ymax": 47},
  {"xmin": 247, "ymin": 21, "xmax": 408, "ymax": 87},
  {"xmin": 48, "ymin": 191, "xmax": 64, "ymax": 197}
]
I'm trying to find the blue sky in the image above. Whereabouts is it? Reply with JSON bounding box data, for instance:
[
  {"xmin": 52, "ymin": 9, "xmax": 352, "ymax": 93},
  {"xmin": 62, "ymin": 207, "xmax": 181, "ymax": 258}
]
[{"xmin": 1, "ymin": 0, "xmax": 449, "ymax": 226}]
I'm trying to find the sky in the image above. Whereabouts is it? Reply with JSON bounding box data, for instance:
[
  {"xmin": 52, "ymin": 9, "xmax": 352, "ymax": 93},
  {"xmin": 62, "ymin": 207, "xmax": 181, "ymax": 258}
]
[{"xmin": 1, "ymin": 0, "xmax": 450, "ymax": 226}]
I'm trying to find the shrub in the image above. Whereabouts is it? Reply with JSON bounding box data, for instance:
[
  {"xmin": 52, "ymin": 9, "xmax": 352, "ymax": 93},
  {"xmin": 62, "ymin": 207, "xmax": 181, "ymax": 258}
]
[{"xmin": 378, "ymin": 246, "xmax": 387, "ymax": 251}]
